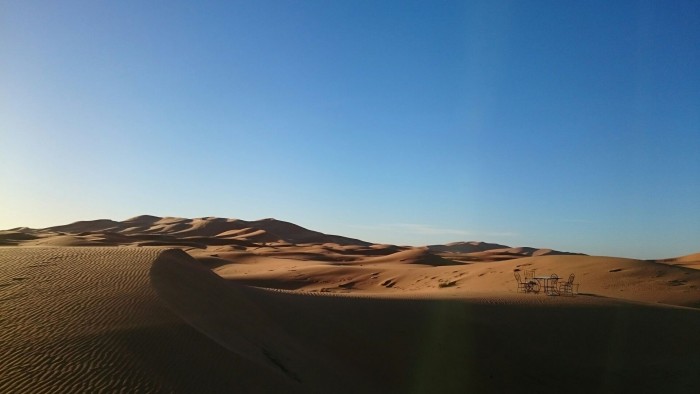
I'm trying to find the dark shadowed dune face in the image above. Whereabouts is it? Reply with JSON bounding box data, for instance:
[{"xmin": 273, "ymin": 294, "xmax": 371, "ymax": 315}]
[{"xmin": 0, "ymin": 247, "xmax": 302, "ymax": 393}]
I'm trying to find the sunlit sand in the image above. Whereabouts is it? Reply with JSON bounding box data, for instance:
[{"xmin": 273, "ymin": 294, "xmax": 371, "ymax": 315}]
[{"xmin": 1, "ymin": 216, "xmax": 699, "ymax": 393}]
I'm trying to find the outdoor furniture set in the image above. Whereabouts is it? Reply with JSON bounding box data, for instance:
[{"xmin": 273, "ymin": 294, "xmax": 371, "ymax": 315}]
[{"xmin": 514, "ymin": 269, "xmax": 578, "ymax": 296}]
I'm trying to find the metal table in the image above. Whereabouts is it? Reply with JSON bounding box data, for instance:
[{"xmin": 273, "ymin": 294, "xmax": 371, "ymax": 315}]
[{"xmin": 531, "ymin": 276, "xmax": 560, "ymax": 295}]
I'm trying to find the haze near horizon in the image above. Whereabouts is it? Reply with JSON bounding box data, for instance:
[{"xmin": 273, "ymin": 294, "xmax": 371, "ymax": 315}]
[{"xmin": 2, "ymin": 0, "xmax": 699, "ymax": 259}]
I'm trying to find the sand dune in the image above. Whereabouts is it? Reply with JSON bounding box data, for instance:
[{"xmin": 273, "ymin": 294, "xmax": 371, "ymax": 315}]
[
  {"xmin": 17, "ymin": 216, "xmax": 370, "ymax": 248},
  {"xmin": 2, "ymin": 216, "xmax": 700, "ymax": 393},
  {"xmin": 12, "ymin": 215, "xmax": 576, "ymax": 256},
  {"xmin": 427, "ymin": 240, "xmax": 511, "ymax": 253},
  {"xmin": 0, "ymin": 247, "xmax": 298, "ymax": 393},
  {"xmin": 659, "ymin": 252, "xmax": 700, "ymax": 269},
  {"xmin": 210, "ymin": 251, "xmax": 700, "ymax": 308},
  {"xmin": 358, "ymin": 247, "xmax": 461, "ymax": 266}
]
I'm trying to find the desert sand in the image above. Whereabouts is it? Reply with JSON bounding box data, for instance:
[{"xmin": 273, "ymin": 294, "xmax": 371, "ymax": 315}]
[{"xmin": 1, "ymin": 216, "xmax": 699, "ymax": 393}]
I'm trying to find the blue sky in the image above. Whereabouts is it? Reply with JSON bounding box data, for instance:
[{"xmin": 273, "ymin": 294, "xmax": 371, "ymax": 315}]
[{"xmin": 1, "ymin": 0, "xmax": 699, "ymax": 259}]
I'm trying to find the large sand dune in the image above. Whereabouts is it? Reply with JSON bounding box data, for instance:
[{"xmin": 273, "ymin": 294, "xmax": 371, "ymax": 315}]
[
  {"xmin": 2, "ymin": 216, "xmax": 699, "ymax": 393},
  {"xmin": 0, "ymin": 247, "xmax": 302, "ymax": 393}
]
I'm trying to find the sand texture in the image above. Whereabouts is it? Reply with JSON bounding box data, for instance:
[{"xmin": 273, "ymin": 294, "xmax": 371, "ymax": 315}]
[{"xmin": 1, "ymin": 216, "xmax": 699, "ymax": 393}]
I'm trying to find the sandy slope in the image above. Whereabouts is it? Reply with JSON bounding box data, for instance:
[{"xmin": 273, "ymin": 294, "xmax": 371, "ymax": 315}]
[
  {"xmin": 0, "ymin": 247, "xmax": 298, "ymax": 393},
  {"xmin": 2, "ymin": 247, "xmax": 698, "ymax": 393},
  {"xmin": 209, "ymin": 251, "xmax": 700, "ymax": 308},
  {"xmin": 2, "ymin": 216, "xmax": 700, "ymax": 393},
  {"xmin": 659, "ymin": 252, "xmax": 700, "ymax": 269}
]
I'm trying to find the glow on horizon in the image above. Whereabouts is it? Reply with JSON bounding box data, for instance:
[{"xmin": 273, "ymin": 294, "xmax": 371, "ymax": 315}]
[{"xmin": 1, "ymin": 1, "xmax": 699, "ymax": 260}]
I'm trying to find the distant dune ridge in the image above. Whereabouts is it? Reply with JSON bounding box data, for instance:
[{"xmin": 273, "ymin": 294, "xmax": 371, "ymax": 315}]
[
  {"xmin": 4, "ymin": 215, "xmax": 574, "ymax": 255},
  {"xmin": 1, "ymin": 215, "xmax": 699, "ymax": 393},
  {"xmin": 3, "ymin": 215, "xmax": 371, "ymax": 247}
]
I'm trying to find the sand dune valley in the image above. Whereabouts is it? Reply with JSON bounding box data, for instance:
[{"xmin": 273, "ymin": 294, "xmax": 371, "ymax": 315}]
[{"xmin": 1, "ymin": 215, "xmax": 698, "ymax": 393}]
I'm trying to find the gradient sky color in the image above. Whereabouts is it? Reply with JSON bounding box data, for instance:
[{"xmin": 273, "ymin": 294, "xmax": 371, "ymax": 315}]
[{"xmin": 2, "ymin": 0, "xmax": 699, "ymax": 259}]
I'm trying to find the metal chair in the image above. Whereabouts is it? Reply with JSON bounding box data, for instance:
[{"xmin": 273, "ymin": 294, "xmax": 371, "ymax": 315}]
[
  {"xmin": 514, "ymin": 271, "xmax": 529, "ymax": 293},
  {"xmin": 558, "ymin": 273, "xmax": 578, "ymax": 296},
  {"xmin": 515, "ymin": 271, "xmax": 540, "ymax": 293},
  {"xmin": 545, "ymin": 274, "xmax": 559, "ymax": 295}
]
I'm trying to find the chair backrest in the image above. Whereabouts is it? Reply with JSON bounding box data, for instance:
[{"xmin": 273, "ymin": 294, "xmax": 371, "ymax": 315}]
[
  {"xmin": 567, "ymin": 273, "xmax": 575, "ymax": 284},
  {"xmin": 550, "ymin": 273, "xmax": 558, "ymax": 279},
  {"xmin": 525, "ymin": 269, "xmax": 536, "ymax": 279},
  {"xmin": 514, "ymin": 271, "xmax": 522, "ymax": 283}
]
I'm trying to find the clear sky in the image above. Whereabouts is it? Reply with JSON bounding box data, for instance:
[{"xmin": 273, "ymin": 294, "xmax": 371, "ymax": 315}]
[{"xmin": 2, "ymin": 0, "xmax": 699, "ymax": 259}]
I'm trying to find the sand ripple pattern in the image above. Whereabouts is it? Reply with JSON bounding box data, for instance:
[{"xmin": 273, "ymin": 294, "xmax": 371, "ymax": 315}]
[{"xmin": 0, "ymin": 247, "xmax": 281, "ymax": 393}]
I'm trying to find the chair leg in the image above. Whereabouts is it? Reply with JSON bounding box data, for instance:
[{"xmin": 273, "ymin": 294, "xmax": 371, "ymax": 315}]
[{"xmin": 561, "ymin": 284, "xmax": 573, "ymax": 296}]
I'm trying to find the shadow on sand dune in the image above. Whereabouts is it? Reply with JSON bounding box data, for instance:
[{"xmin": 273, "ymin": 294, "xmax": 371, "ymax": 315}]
[{"xmin": 151, "ymin": 250, "xmax": 700, "ymax": 394}]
